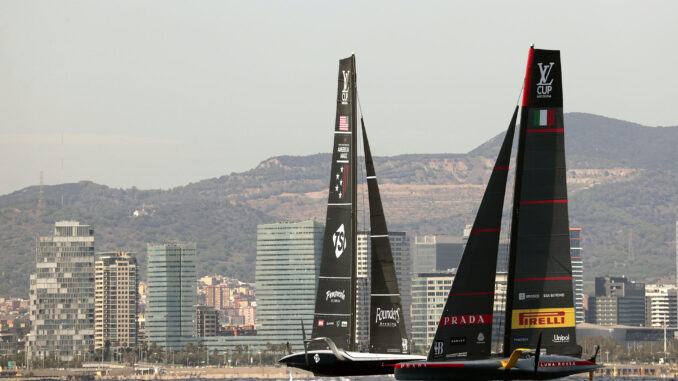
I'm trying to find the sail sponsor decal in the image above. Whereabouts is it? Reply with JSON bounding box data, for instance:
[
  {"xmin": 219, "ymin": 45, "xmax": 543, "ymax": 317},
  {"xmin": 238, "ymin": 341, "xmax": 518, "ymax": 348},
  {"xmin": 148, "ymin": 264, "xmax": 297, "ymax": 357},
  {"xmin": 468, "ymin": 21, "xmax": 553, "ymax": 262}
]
[
  {"xmin": 533, "ymin": 109, "xmax": 555, "ymax": 126},
  {"xmin": 402, "ymin": 339, "xmax": 408, "ymax": 352},
  {"xmin": 317, "ymin": 319, "xmax": 324, "ymax": 327},
  {"xmin": 325, "ymin": 289, "xmax": 346, "ymax": 303},
  {"xmin": 476, "ymin": 332, "xmax": 485, "ymax": 344},
  {"xmin": 337, "ymin": 143, "xmax": 350, "ymax": 163},
  {"xmin": 439, "ymin": 313, "xmax": 492, "ymax": 326},
  {"xmin": 314, "ymin": 353, "xmax": 320, "ymax": 363},
  {"xmin": 375, "ymin": 306, "xmax": 400, "ymax": 327},
  {"xmin": 333, "ymin": 164, "xmax": 348, "ymax": 198},
  {"xmin": 511, "ymin": 308, "xmax": 575, "ymax": 329},
  {"xmin": 449, "ymin": 337, "xmax": 466, "ymax": 345},
  {"xmin": 341, "ymin": 70, "xmax": 351, "ymax": 105},
  {"xmin": 339, "ymin": 115, "xmax": 350, "ymax": 131},
  {"xmin": 552, "ymin": 333, "xmax": 570, "ymax": 343},
  {"xmin": 519, "ymin": 292, "xmax": 540, "ymax": 301},
  {"xmin": 536, "ymin": 62, "xmax": 555, "ymax": 98},
  {"xmin": 333, "ymin": 224, "xmax": 346, "ymax": 258},
  {"xmin": 433, "ymin": 340, "xmax": 444, "ymax": 357}
]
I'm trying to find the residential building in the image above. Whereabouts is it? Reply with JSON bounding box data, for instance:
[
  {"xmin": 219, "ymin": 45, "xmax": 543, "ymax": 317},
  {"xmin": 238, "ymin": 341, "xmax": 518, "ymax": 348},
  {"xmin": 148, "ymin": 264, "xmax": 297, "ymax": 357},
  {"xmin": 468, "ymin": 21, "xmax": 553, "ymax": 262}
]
[
  {"xmin": 197, "ymin": 306, "xmax": 219, "ymax": 337},
  {"xmin": 412, "ymin": 235, "xmax": 465, "ymax": 274},
  {"xmin": 590, "ymin": 276, "xmax": 646, "ymax": 326},
  {"xmin": 146, "ymin": 243, "xmax": 197, "ymax": 350},
  {"xmin": 570, "ymin": 228, "xmax": 585, "ymax": 324},
  {"xmin": 410, "ymin": 271, "xmax": 507, "ymax": 352},
  {"xmin": 94, "ymin": 252, "xmax": 139, "ymax": 350},
  {"xmin": 645, "ymin": 284, "xmax": 677, "ymax": 328},
  {"xmin": 254, "ymin": 220, "xmax": 323, "ymax": 350},
  {"xmin": 28, "ymin": 221, "xmax": 95, "ymax": 362},
  {"xmin": 355, "ymin": 231, "xmax": 412, "ymax": 349}
]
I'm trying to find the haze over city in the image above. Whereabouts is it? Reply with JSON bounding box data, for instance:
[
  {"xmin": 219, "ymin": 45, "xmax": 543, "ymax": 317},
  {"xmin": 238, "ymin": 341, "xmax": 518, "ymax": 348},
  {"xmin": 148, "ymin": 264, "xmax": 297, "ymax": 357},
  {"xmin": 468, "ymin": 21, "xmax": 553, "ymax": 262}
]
[{"xmin": 1, "ymin": 1, "xmax": 677, "ymax": 195}]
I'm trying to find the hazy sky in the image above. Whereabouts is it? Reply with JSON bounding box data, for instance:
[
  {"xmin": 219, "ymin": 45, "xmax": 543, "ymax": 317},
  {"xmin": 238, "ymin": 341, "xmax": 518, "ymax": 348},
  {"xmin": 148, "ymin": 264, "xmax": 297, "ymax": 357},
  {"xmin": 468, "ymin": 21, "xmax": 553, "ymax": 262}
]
[{"xmin": 1, "ymin": 1, "xmax": 676, "ymax": 195}]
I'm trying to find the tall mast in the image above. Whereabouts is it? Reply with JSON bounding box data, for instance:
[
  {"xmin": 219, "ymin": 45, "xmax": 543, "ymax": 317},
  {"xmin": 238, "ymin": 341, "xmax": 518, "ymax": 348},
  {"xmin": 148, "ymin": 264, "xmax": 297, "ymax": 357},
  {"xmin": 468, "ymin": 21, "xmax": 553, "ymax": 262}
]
[{"xmin": 349, "ymin": 54, "xmax": 358, "ymax": 351}]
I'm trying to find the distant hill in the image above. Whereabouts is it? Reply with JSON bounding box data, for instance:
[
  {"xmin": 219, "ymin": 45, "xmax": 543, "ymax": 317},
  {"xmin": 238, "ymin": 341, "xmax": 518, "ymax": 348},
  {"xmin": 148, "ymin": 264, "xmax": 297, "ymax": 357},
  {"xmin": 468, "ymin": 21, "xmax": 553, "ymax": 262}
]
[{"xmin": 0, "ymin": 112, "xmax": 676, "ymax": 297}]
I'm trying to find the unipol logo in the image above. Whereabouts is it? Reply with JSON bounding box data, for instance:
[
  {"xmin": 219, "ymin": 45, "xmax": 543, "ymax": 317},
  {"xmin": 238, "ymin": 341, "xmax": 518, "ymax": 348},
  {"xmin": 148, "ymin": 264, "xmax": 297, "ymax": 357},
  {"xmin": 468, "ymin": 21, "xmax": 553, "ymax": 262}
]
[
  {"xmin": 553, "ymin": 334, "xmax": 570, "ymax": 343},
  {"xmin": 341, "ymin": 70, "xmax": 351, "ymax": 105},
  {"xmin": 326, "ymin": 290, "xmax": 346, "ymax": 302},
  {"xmin": 536, "ymin": 62, "xmax": 555, "ymax": 98},
  {"xmin": 375, "ymin": 307, "xmax": 401, "ymax": 324},
  {"xmin": 333, "ymin": 224, "xmax": 346, "ymax": 258}
]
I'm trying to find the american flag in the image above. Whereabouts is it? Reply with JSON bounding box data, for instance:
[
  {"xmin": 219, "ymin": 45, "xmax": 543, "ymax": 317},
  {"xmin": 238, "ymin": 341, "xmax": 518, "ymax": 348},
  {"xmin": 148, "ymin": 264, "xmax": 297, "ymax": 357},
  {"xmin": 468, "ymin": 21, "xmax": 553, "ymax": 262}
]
[{"xmin": 339, "ymin": 116, "xmax": 349, "ymax": 131}]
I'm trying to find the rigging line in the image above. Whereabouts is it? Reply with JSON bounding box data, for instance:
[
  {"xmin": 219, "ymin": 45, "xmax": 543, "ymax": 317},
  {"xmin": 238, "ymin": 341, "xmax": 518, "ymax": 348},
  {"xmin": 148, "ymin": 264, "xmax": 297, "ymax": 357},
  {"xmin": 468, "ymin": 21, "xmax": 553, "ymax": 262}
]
[{"xmin": 515, "ymin": 81, "xmax": 525, "ymax": 106}]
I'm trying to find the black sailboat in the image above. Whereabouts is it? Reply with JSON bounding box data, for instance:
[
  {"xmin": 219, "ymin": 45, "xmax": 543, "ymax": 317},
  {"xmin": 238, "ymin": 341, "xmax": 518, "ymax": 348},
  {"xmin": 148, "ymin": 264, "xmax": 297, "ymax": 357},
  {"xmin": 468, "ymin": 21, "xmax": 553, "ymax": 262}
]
[
  {"xmin": 394, "ymin": 46, "xmax": 603, "ymax": 380},
  {"xmin": 279, "ymin": 55, "xmax": 424, "ymax": 376}
]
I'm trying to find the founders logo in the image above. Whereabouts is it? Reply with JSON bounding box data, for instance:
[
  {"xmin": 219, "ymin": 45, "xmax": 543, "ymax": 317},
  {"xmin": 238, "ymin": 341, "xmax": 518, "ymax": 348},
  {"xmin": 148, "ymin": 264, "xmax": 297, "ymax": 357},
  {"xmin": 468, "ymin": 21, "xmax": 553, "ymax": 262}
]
[
  {"xmin": 375, "ymin": 307, "xmax": 401, "ymax": 327},
  {"xmin": 433, "ymin": 340, "xmax": 444, "ymax": 357},
  {"xmin": 536, "ymin": 62, "xmax": 555, "ymax": 98},
  {"xmin": 333, "ymin": 224, "xmax": 346, "ymax": 258},
  {"xmin": 314, "ymin": 353, "xmax": 320, "ymax": 363},
  {"xmin": 326, "ymin": 290, "xmax": 346, "ymax": 303},
  {"xmin": 341, "ymin": 70, "xmax": 351, "ymax": 105}
]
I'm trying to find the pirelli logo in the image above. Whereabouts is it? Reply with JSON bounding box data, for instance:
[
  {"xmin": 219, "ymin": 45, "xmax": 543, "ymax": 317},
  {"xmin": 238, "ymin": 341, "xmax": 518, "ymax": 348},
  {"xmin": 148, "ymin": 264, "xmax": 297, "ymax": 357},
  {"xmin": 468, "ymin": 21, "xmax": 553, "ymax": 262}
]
[{"xmin": 511, "ymin": 308, "xmax": 575, "ymax": 329}]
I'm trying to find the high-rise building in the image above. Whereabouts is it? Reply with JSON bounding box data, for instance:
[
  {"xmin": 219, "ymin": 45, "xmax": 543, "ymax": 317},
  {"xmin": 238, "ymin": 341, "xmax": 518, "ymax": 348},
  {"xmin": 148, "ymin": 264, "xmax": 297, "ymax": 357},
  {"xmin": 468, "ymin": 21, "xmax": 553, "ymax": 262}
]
[
  {"xmin": 590, "ymin": 276, "xmax": 646, "ymax": 326},
  {"xmin": 255, "ymin": 220, "xmax": 323, "ymax": 350},
  {"xmin": 94, "ymin": 252, "xmax": 139, "ymax": 350},
  {"xmin": 412, "ymin": 235, "xmax": 465, "ymax": 274},
  {"xmin": 355, "ymin": 231, "xmax": 411, "ymax": 349},
  {"xmin": 197, "ymin": 306, "xmax": 219, "ymax": 337},
  {"xmin": 146, "ymin": 243, "xmax": 197, "ymax": 350},
  {"xmin": 645, "ymin": 284, "xmax": 678, "ymax": 328},
  {"xmin": 28, "ymin": 221, "xmax": 95, "ymax": 362},
  {"xmin": 206, "ymin": 285, "xmax": 231, "ymax": 310},
  {"xmin": 570, "ymin": 228, "xmax": 585, "ymax": 323},
  {"xmin": 410, "ymin": 271, "xmax": 508, "ymax": 352}
]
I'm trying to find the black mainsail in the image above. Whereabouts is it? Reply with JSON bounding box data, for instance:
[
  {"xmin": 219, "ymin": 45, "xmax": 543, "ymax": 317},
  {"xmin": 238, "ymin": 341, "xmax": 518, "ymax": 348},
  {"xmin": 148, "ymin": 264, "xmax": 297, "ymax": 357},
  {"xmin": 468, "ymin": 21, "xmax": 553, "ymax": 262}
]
[
  {"xmin": 427, "ymin": 107, "xmax": 518, "ymax": 361},
  {"xmin": 504, "ymin": 47, "xmax": 579, "ymax": 357},
  {"xmin": 311, "ymin": 55, "xmax": 358, "ymax": 351},
  {"xmin": 361, "ymin": 120, "xmax": 409, "ymax": 354}
]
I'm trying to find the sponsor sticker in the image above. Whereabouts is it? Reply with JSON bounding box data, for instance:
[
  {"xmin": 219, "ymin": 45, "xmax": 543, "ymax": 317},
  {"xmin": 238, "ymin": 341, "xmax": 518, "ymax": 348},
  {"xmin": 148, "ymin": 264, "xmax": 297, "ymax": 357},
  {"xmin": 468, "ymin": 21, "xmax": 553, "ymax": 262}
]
[
  {"xmin": 402, "ymin": 339, "xmax": 408, "ymax": 352},
  {"xmin": 536, "ymin": 62, "xmax": 555, "ymax": 98},
  {"xmin": 375, "ymin": 307, "xmax": 401, "ymax": 327},
  {"xmin": 341, "ymin": 320, "xmax": 348, "ymax": 328},
  {"xmin": 513, "ymin": 336, "xmax": 529, "ymax": 343},
  {"xmin": 511, "ymin": 308, "xmax": 575, "ymax": 329},
  {"xmin": 433, "ymin": 340, "xmax": 444, "ymax": 357},
  {"xmin": 326, "ymin": 290, "xmax": 346, "ymax": 303},
  {"xmin": 333, "ymin": 224, "xmax": 346, "ymax": 258},
  {"xmin": 449, "ymin": 337, "xmax": 466, "ymax": 346},
  {"xmin": 341, "ymin": 70, "xmax": 351, "ymax": 105},
  {"xmin": 543, "ymin": 293, "xmax": 565, "ymax": 298},
  {"xmin": 519, "ymin": 292, "xmax": 540, "ymax": 301},
  {"xmin": 476, "ymin": 332, "xmax": 485, "ymax": 344},
  {"xmin": 439, "ymin": 314, "xmax": 492, "ymax": 326},
  {"xmin": 314, "ymin": 353, "xmax": 320, "ymax": 363},
  {"xmin": 553, "ymin": 334, "xmax": 570, "ymax": 343},
  {"xmin": 317, "ymin": 319, "xmax": 324, "ymax": 327}
]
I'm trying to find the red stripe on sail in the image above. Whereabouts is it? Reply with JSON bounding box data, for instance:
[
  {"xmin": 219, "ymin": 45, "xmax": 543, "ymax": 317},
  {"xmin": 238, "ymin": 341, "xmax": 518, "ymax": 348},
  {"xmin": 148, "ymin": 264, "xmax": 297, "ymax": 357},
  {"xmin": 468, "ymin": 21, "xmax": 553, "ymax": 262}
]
[
  {"xmin": 522, "ymin": 46, "xmax": 535, "ymax": 107},
  {"xmin": 494, "ymin": 166, "xmax": 509, "ymax": 170},
  {"xmin": 515, "ymin": 277, "xmax": 573, "ymax": 282},
  {"xmin": 449, "ymin": 292, "xmax": 495, "ymax": 296},
  {"xmin": 520, "ymin": 200, "xmax": 568, "ymax": 205},
  {"xmin": 471, "ymin": 228, "xmax": 500, "ymax": 233},
  {"xmin": 526, "ymin": 128, "xmax": 564, "ymax": 133}
]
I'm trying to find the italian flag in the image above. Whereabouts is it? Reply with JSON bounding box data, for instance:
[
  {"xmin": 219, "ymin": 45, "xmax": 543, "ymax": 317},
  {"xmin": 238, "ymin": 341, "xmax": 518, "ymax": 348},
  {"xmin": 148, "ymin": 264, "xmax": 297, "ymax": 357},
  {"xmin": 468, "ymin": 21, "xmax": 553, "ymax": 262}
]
[{"xmin": 534, "ymin": 109, "xmax": 555, "ymax": 126}]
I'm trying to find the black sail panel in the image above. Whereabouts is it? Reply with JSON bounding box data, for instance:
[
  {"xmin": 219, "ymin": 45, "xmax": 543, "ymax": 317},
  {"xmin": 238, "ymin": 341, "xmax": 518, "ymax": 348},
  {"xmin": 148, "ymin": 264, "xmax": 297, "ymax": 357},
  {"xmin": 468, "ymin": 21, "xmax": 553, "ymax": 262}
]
[
  {"xmin": 311, "ymin": 55, "xmax": 357, "ymax": 350},
  {"xmin": 427, "ymin": 107, "xmax": 518, "ymax": 361},
  {"xmin": 362, "ymin": 121, "xmax": 409, "ymax": 354},
  {"xmin": 505, "ymin": 48, "xmax": 580, "ymax": 357}
]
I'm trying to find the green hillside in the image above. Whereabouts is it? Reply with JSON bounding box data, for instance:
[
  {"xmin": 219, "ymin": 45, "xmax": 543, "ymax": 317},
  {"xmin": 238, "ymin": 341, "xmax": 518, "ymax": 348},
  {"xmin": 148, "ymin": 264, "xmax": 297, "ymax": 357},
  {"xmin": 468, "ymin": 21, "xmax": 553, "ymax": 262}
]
[{"xmin": 0, "ymin": 112, "xmax": 676, "ymax": 297}]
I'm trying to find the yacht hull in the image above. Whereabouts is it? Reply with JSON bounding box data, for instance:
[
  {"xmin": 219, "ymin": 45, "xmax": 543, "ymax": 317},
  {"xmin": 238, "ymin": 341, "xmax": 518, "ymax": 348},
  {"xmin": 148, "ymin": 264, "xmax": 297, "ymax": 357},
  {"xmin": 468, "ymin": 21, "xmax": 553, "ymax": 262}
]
[
  {"xmin": 279, "ymin": 350, "xmax": 425, "ymax": 376},
  {"xmin": 394, "ymin": 355, "xmax": 602, "ymax": 380}
]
